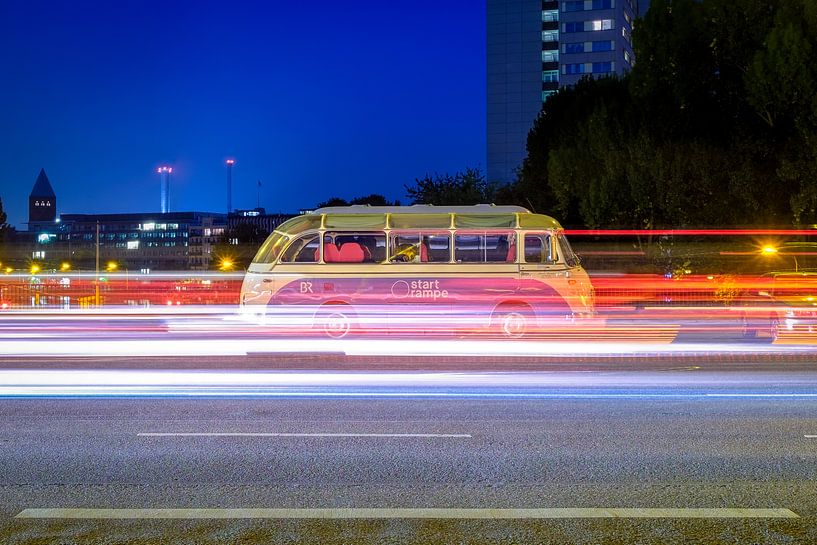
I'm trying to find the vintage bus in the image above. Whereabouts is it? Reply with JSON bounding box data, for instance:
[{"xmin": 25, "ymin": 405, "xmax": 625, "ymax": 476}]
[{"xmin": 240, "ymin": 204, "xmax": 594, "ymax": 337}]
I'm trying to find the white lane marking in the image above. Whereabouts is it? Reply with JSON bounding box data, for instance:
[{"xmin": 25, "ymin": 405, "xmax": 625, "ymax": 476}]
[
  {"xmin": 137, "ymin": 432, "xmax": 471, "ymax": 438},
  {"xmin": 804, "ymin": 435, "xmax": 817, "ymax": 438},
  {"xmin": 15, "ymin": 507, "xmax": 798, "ymax": 519}
]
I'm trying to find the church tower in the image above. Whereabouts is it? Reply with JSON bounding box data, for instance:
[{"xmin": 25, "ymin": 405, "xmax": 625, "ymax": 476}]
[{"xmin": 29, "ymin": 168, "xmax": 57, "ymax": 228}]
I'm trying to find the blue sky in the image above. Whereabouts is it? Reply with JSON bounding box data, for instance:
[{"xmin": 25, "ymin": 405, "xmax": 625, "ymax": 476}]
[{"xmin": 0, "ymin": 0, "xmax": 486, "ymax": 228}]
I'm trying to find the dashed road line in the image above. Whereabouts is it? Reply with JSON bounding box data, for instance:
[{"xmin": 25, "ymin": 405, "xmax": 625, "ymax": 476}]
[{"xmin": 137, "ymin": 432, "xmax": 471, "ymax": 438}]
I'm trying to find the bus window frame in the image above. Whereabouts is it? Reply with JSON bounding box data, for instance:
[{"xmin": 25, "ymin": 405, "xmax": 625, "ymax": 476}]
[
  {"xmin": 388, "ymin": 231, "xmax": 452, "ymax": 264},
  {"xmin": 321, "ymin": 230, "xmax": 387, "ymax": 264},
  {"xmin": 523, "ymin": 232, "xmax": 557, "ymax": 265},
  {"xmin": 278, "ymin": 232, "xmax": 321, "ymax": 264},
  {"xmin": 453, "ymin": 230, "xmax": 517, "ymax": 264}
]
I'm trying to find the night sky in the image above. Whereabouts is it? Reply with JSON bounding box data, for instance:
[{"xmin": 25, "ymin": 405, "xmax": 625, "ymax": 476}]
[{"xmin": 0, "ymin": 0, "xmax": 486, "ymax": 229}]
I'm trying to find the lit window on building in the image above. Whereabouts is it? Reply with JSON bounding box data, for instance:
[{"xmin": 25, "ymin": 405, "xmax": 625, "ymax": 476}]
[
  {"xmin": 591, "ymin": 19, "xmax": 613, "ymax": 31},
  {"xmin": 127, "ymin": 241, "xmax": 140, "ymax": 250},
  {"xmin": 622, "ymin": 26, "xmax": 631, "ymax": 43},
  {"xmin": 542, "ymin": 30, "xmax": 558, "ymax": 42},
  {"xmin": 542, "ymin": 50, "xmax": 559, "ymax": 62},
  {"xmin": 542, "ymin": 70, "xmax": 559, "ymax": 82},
  {"xmin": 542, "ymin": 90, "xmax": 557, "ymax": 102},
  {"xmin": 542, "ymin": 10, "xmax": 558, "ymax": 22}
]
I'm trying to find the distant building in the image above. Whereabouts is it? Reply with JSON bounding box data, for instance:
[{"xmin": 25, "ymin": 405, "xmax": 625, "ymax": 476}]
[
  {"xmin": 12, "ymin": 170, "xmax": 299, "ymax": 271},
  {"xmin": 228, "ymin": 208, "xmax": 293, "ymax": 238},
  {"xmin": 55, "ymin": 212, "xmax": 227, "ymax": 271},
  {"xmin": 28, "ymin": 168, "xmax": 57, "ymax": 231},
  {"xmin": 487, "ymin": 0, "xmax": 644, "ymax": 184}
]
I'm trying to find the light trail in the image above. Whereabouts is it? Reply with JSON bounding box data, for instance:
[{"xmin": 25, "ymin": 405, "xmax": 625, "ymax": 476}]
[{"xmin": 2, "ymin": 368, "xmax": 817, "ymax": 397}]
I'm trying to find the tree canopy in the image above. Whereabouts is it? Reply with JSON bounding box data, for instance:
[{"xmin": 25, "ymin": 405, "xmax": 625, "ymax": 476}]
[{"xmin": 514, "ymin": 0, "xmax": 817, "ymax": 228}]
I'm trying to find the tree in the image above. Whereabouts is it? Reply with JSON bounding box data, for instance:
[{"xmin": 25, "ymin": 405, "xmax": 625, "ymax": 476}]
[
  {"xmin": 0, "ymin": 197, "xmax": 11, "ymax": 244},
  {"xmin": 405, "ymin": 168, "xmax": 497, "ymax": 205},
  {"xmin": 745, "ymin": 4, "xmax": 816, "ymax": 131},
  {"xmin": 316, "ymin": 194, "xmax": 398, "ymax": 208}
]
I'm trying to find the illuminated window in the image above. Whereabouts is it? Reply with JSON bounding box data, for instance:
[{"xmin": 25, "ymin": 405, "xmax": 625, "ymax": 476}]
[
  {"xmin": 127, "ymin": 241, "xmax": 139, "ymax": 250},
  {"xmin": 542, "ymin": 10, "xmax": 558, "ymax": 22},
  {"xmin": 591, "ymin": 19, "xmax": 613, "ymax": 30},
  {"xmin": 542, "ymin": 50, "xmax": 559, "ymax": 62},
  {"xmin": 542, "ymin": 70, "xmax": 559, "ymax": 82},
  {"xmin": 542, "ymin": 30, "xmax": 558, "ymax": 42}
]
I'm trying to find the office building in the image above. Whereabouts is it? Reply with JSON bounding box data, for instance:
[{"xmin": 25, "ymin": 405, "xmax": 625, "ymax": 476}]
[
  {"xmin": 55, "ymin": 212, "xmax": 227, "ymax": 271},
  {"xmin": 487, "ymin": 0, "xmax": 642, "ymax": 184}
]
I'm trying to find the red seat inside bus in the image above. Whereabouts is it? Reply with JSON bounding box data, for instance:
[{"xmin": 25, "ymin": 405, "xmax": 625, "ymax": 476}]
[
  {"xmin": 507, "ymin": 241, "xmax": 516, "ymax": 262},
  {"xmin": 336, "ymin": 242, "xmax": 365, "ymax": 263}
]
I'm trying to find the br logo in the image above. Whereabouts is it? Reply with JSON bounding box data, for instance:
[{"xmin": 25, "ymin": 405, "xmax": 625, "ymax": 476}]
[{"xmin": 299, "ymin": 281, "xmax": 313, "ymax": 294}]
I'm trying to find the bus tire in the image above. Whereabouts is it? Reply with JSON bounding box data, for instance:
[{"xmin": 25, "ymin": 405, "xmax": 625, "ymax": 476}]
[
  {"xmin": 492, "ymin": 304, "xmax": 533, "ymax": 339},
  {"xmin": 314, "ymin": 304, "xmax": 355, "ymax": 339}
]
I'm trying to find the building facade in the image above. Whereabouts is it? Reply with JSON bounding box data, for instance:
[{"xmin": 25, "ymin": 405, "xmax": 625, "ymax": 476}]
[
  {"xmin": 28, "ymin": 168, "xmax": 57, "ymax": 231},
  {"xmin": 487, "ymin": 0, "xmax": 642, "ymax": 184},
  {"xmin": 53, "ymin": 212, "xmax": 227, "ymax": 271}
]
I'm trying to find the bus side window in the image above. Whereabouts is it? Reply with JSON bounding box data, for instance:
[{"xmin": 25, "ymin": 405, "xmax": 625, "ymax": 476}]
[
  {"xmin": 324, "ymin": 232, "xmax": 386, "ymax": 263},
  {"xmin": 455, "ymin": 232, "xmax": 513, "ymax": 263},
  {"xmin": 524, "ymin": 234, "xmax": 554, "ymax": 264},
  {"xmin": 280, "ymin": 233, "xmax": 320, "ymax": 263}
]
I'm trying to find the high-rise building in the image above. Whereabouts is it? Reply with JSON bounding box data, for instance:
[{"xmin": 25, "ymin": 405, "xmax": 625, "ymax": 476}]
[
  {"xmin": 158, "ymin": 166, "xmax": 172, "ymax": 213},
  {"xmin": 487, "ymin": 0, "xmax": 643, "ymax": 184}
]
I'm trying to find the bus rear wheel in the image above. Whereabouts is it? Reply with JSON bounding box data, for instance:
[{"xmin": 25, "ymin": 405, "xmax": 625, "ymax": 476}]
[
  {"xmin": 314, "ymin": 305, "xmax": 355, "ymax": 339},
  {"xmin": 492, "ymin": 306, "xmax": 532, "ymax": 338},
  {"xmin": 741, "ymin": 313, "xmax": 780, "ymax": 342}
]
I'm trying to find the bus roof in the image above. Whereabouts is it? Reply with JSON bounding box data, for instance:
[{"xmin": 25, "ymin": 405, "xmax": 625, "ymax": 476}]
[
  {"xmin": 290, "ymin": 204, "xmax": 563, "ymax": 231},
  {"xmin": 312, "ymin": 204, "xmax": 530, "ymax": 215}
]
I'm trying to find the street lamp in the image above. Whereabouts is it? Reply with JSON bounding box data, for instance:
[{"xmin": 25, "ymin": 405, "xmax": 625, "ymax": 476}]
[
  {"xmin": 106, "ymin": 261, "xmax": 118, "ymax": 272},
  {"xmin": 760, "ymin": 244, "xmax": 799, "ymax": 271},
  {"xmin": 60, "ymin": 262, "xmax": 71, "ymax": 272},
  {"xmin": 30, "ymin": 264, "xmax": 40, "ymax": 275},
  {"xmin": 219, "ymin": 258, "xmax": 234, "ymax": 271}
]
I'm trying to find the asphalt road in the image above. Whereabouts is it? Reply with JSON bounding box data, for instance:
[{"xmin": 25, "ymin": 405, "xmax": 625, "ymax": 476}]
[{"xmin": 3, "ymin": 360, "xmax": 817, "ymax": 544}]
